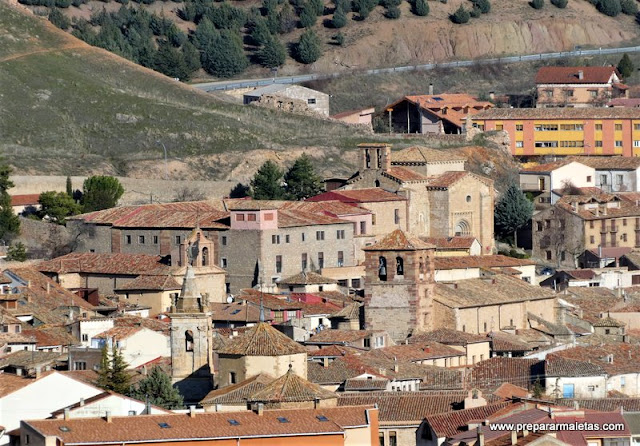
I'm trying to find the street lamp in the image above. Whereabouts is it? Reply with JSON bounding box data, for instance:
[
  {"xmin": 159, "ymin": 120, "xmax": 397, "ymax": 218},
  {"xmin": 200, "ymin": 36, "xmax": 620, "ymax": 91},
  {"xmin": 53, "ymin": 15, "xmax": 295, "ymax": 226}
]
[{"xmin": 156, "ymin": 141, "xmax": 169, "ymax": 180}]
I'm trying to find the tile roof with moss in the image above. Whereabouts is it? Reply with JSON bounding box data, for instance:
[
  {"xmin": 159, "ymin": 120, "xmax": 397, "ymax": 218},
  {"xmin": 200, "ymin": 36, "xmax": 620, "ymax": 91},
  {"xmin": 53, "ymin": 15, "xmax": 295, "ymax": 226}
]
[
  {"xmin": 363, "ymin": 229, "xmax": 435, "ymax": 251},
  {"xmin": 593, "ymin": 316, "xmax": 625, "ymax": 327},
  {"xmin": 248, "ymin": 366, "xmax": 337, "ymax": 403},
  {"xmin": 37, "ymin": 253, "xmax": 168, "ymax": 276},
  {"xmin": 305, "ymin": 329, "xmax": 384, "ymax": 345},
  {"xmin": 550, "ymin": 343, "xmax": 640, "ymax": 376},
  {"xmin": 279, "ymin": 271, "xmax": 337, "ymax": 286},
  {"xmin": 434, "ymin": 255, "xmax": 535, "ymax": 270},
  {"xmin": 407, "ymin": 328, "xmax": 488, "ymax": 346},
  {"xmin": 200, "ymin": 373, "xmax": 273, "ymax": 406},
  {"xmin": 218, "ymin": 323, "xmax": 307, "ymax": 356},
  {"xmin": 116, "ymin": 274, "xmax": 182, "ymax": 291}
]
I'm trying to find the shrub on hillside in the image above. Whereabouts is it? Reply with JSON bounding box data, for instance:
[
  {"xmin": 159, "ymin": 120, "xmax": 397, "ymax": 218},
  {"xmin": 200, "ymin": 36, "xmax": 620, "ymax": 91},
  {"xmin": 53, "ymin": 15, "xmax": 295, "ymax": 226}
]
[
  {"xmin": 332, "ymin": 32, "xmax": 344, "ymax": 45},
  {"xmin": 294, "ymin": 29, "xmax": 322, "ymax": 63},
  {"xmin": 201, "ymin": 30, "xmax": 249, "ymax": 77},
  {"xmin": 621, "ymin": 0, "xmax": 637, "ymax": 14},
  {"xmin": 413, "ymin": 0, "xmax": 429, "ymax": 15},
  {"xmin": 49, "ymin": 8, "xmax": 71, "ymax": 29},
  {"xmin": 530, "ymin": 0, "xmax": 543, "ymax": 8},
  {"xmin": 310, "ymin": 0, "xmax": 325, "ymax": 15},
  {"xmin": 473, "ymin": 0, "xmax": 491, "ymax": 13},
  {"xmin": 385, "ymin": 5, "xmax": 401, "ymax": 17},
  {"xmin": 550, "ymin": 0, "xmax": 567, "ymax": 7},
  {"xmin": 299, "ymin": 2, "xmax": 318, "ymax": 27},
  {"xmin": 470, "ymin": 5, "xmax": 481, "ymax": 16},
  {"xmin": 450, "ymin": 5, "xmax": 470, "ymax": 22},
  {"xmin": 331, "ymin": 6, "xmax": 347, "ymax": 27},
  {"xmin": 597, "ymin": 0, "xmax": 621, "ymax": 15},
  {"xmin": 257, "ymin": 36, "xmax": 287, "ymax": 67},
  {"xmin": 278, "ymin": 3, "xmax": 297, "ymax": 33}
]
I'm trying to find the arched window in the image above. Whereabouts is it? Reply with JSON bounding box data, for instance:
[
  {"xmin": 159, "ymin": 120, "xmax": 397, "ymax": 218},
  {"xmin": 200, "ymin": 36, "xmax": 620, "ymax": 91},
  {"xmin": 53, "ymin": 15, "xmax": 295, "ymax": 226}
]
[
  {"xmin": 378, "ymin": 256, "xmax": 387, "ymax": 281},
  {"xmin": 395, "ymin": 256, "xmax": 404, "ymax": 276},
  {"xmin": 375, "ymin": 180, "xmax": 381, "ymax": 188},
  {"xmin": 419, "ymin": 257, "xmax": 425, "ymax": 279},
  {"xmin": 185, "ymin": 330, "xmax": 194, "ymax": 352},
  {"xmin": 202, "ymin": 247, "xmax": 209, "ymax": 266},
  {"xmin": 455, "ymin": 220, "xmax": 471, "ymax": 236}
]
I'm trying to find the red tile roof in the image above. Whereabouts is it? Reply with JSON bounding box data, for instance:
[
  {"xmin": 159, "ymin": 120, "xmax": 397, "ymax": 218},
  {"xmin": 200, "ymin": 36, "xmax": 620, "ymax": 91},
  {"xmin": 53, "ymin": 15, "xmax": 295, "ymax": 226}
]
[
  {"xmin": 434, "ymin": 255, "xmax": 535, "ymax": 270},
  {"xmin": 475, "ymin": 107, "xmax": 640, "ymax": 120},
  {"xmin": 388, "ymin": 94, "xmax": 493, "ymax": 127},
  {"xmin": 569, "ymin": 156, "xmax": 640, "ymax": 170},
  {"xmin": 10, "ymin": 194, "xmax": 40, "ymax": 207},
  {"xmin": 392, "ymin": 146, "xmax": 466, "ymax": 163},
  {"xmin": 550, "ymin": 343, "xmax": 640, "ymax": 376},
  {"xmin": 23, "ymin": 406, "xmax": 375, "ymax": 443},
  {"xmin": 363, "ymin": 229, "xmax": 435, "ymax": 251},
  {"xmin": 407, "ymin": 328, "xmax": 488, "ymax": 346},
  {"xmin": 93, "ymin": 326, "xmax": 146, "ymax": 341},
  {"xmin": 21, "ymin": 326, "xmax": 78, "ymax": 348},
  {"xmin": 469, "ymin": 357, "xmax": 543, "ymax": 390},
  {"xmin": 307, "ymin": 188, "xmax": 406, "ymax": 203},
  {"xmin": 248, "ymin": 367, "xmax": 337, "ymax": 403},
  {"xmin": 493, "ymin": 382, "xmax": 530, "ymax": 400},
  {"xmin": 424, "ymin": 401, "xmax": 513, "ymax": 438},
  {"xmin": 306, "ymin": 329, "xmax": 382, "ymax": 345},
  {"xmin": 384, "ymin": 166, "xmax": 429, "ymax": 182},
  {"xmin": 307, "ymin": 345, "xmax": 362, "ymax": 357},
  {"xmin": 115, "ymin": 274, "xmax": 181, "ymax": 291},
  {"xmin": 277, "ymin": 209, "xmax": 349, "ymax": 228},
  {"xmin": 426, "ymin": 171, "xmax": 469, "ymax": 189},
  {"xmin": 535, "ymin": 66, "xmax": 619, "ymax": 84},
  {"xmin": 366, "ymin": 342, "xmax": 465, "ymax": 362},
  {"xmin": 218, "ymin": 322, "xmax": 307, "ymax": 356},
  {"xmin": 200, "ymin": 373, "xmax": 273, "ymax": 405},
  {"xmin": 279, "ymin": 271, "xmax": 337, "ymax": 285},
  {"xmin": 38, "ymin": 253, "xmax": 167, "ymax": 276},
  {"xmin": 520, "ymin": 160, "xmax": 574, "ymax": 173},
  {"xmin": 421, "ymin": 236, "xmax": 477, "ymax": 250}
]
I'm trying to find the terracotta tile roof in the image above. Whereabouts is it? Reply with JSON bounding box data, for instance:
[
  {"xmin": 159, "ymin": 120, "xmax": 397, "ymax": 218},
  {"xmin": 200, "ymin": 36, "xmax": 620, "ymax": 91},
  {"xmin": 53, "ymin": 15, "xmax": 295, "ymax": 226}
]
[
  {"xmin": 0, "ymin": 371, "xmax": 41, "ymax": 398},
  {"xmin": 363, "ymin": 229, "xmax": 435, "ymax": 251},
  {"xmin": 389, "ymin": 94, "xmax": 493, "ymax": 127},
  {"xmin": 0, "ymin": 350, "xmax": 67, "ymax": 370},
  {"xmin": 366, "ymin": 342, "xmax": 465, "ymax": 362},
  {"xmin": 545, "ymin": 354, "xmax": 606, "ymax": 377},
  {"xmin": 384, "ymin": 166, "xmax": 430, "ymax": 182},
  {"xmin": 37, "ymin": 253, "xmax": 167, "ymax": 276},
  {"xmin": 421, "ymin": 236, "xmax": 478, "ymax": 250},
  {"xmin": 23, "ymin": 406, "xmax": 375, "ymax": 443},
  {"xmin": 488, "ymin": 332, "xmax": 533, "ymax": 352},
  {"xmin": 306, "ymin": 329, "xmax": 382, "ymax": 345},
  {"xmin": 424, "ymin": 401, "xmax": 513, "ymax": 438},
  {"xmin": 565, "ymin": 269, "xmax": 598, "ymax": 280},
  {"xmin": 338, "ymin": 391, "xmax": 479, "ymax": 424},
  {"xmin": 279, "ymin": 271, "xmax": 337, "ymax": 286},
  {"xmin": 551, "ymin": 343, "xmax": 640, "ymax": 376},
  {"xmin": 555, "ymin": 411, "xmax": 630, "ymax": 444},
  {"xmin": 307, "ymin": 345, "xmax": 362, "ymax": 357},
  {"xmin": 520, "ymin": 160, "xmax": 574, "ymax": 173},
  {"xmin": 116, "ymin": 274, "xmax": 181, "ymax": 291},
  {"xmin": 569, "ymin": 156, "xmax": 640, "ymax": 170},
  {"xmin": 493, "ymin": 382, "xmax": 530, "ymax": 400},
  {"xmin": 469, "ymin": 357, "xmax": 544, "ymax": 390},
  {"xmin": 434, "ymin": 255, "xmax": 535, "ymax": 270},
  {"xmin": 22, "ymin": 326, "xmax": 79, "ymax": 347},
  {"xmin": 248, "ymin": 367, "xmax": 337, "ymax": 403},
  {"xmin": 343, "ymin": 378, "xmax": 389, "ymax": 391},
  {"xmin": 10, "ymin": 194, "xmax": 40, "ymax": 207},
  {"xmin": 109, "ymin": 315, "xmax": 169, "ymax": 334},
  {"xmin": 237, "ymin": 290, "xmax": 303, "ymax": 311},
  {"xmin": 277, "ymin": 209, "xmax": 350, "ymax": 228},
  {"xmin": 281, "ymin": 200, "xmax": 371, "ymax": 217},
  {"xmin": 426, "ymin": 171, "xmax": 469, "ymax": 189},
  {"xmin": 449, "ymin": 408, "xmax": 552, "ymax": 444},
  {"xmin": 592, "ymin": 315, "xmax": 625, "ymax": 327},
  {"xmin": 307, "ymin": 357, "xmax": 357, "ymax": 384},
  {"xmin": 208, "ymin": 303, "xmax": 264, "ymax": 323},
  {"xmin": 0, "ymin": 332, "xmax": 36, "ymax": 345},
  {"xmin": 559, "ymin": 398, "xmax": 640, "ymax": 412},
  {"xmin": 434, "ymin": 275, "xmax": 556, "ymax": 309},
  {"xmin": 535, "ymin": 66, "xmax": 619, "ymax": 84},
  {"xmin": 391, "ymin": 146, "xmax": 466, "ymax": 163},
  {"xmin": 93, "ymin": 326, "xmax": 146, "ymax": 340},
  {"xmin": 474, "ymin": 107, "xmax": 640, "ymax": 120},
  {"xmin": 224, "ymin": 199, "xmax": 286, "ymax": 211},
  {"xmin": 307, "ymin": 188, "xmax": 406, "ymax": 203},
  {"xmin": 608, "ymin": 97, "xmax": 640, "ymax": 107},
  {"xmin": 331, "ymin": 107, "xmax": 375, "ymax": 119},
  {"xmin": 200, "ymin": 373, "xmax": 273, "ymax": 405},
  {"xmin": 330, "ymin": 302, "xmax": 361, "ymax": 320},
  {"xmin": 407, "ymin": 328, "xmax": 487, "ymax": 346},
  {"xmin": 219, "ymin": 323, "xmax": 307, "ymax": 356},
  {"xmin": 561, "ymin": 287, "xmax": 620, "ymax": 323}
]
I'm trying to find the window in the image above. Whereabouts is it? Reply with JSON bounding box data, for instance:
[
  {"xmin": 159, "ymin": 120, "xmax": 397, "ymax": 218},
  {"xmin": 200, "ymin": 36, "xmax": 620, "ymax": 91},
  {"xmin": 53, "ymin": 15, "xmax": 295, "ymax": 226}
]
[
  {"xmin": 308, "ymin": 98, "xmax": 316, "ymax": 105},
  {"xmin": 285, "ymin": 234, "xmax": 290, "ymax": 243},
  {"xmin": 153, "ymin": 235, "xmax": 159, "ymax": 245},
  {"xmin": 378, "ymin": 256, "xmax": 388, "ymax": 281},
  {"xmin": 595, "ymin": 140, "xmax": 603, "ymax": 147},
  {"xmin": 560, "ymin": 124, "xmax": 583, "ymax": 130},
  {"xmin": 318, "ymin": 252, "xmax": 324, "ymax": 269},
  {"xmin": 617, "ymin": 174, "xmax": 624, "ymax": 185},
  {"xmin": 394, "ymin": 209, "xmax": 400, "ymax": 224},
  {"xmin": 302, "ymin": 233, "xmax": 306, "ymax": 242},
  {"xmin": 590, "ymin": 236, "xmax": 595, "ymax": 244},
  {"xmin": 615, "ymin": 140, "xmax": 623, "ymax": 147},
  {"xmin": 635, "ymin": 123, "xmax": 640, "ymax": 131},
  {"xmin": 379, "ymin": 433, "xmax": 385, "ymax": 446},
  {"xmin": 175, "ymin": 235, "xmax": 181, "ymax": 244},
  {"xmin": 496, "ymin": 124, "xmax": 503, "ymax": 131},
  {"xmin": 360, "ymin": 221, "xmax": 366, "ymax": 235},
  {"xmin": 185, "ymin": 330, "xmax": 194, "ymax": 352},
  {"xmin": 264, "ymin": 213, "xmax": 274, "ymax": 221},
  {"xmin": 635, "ymin": 140, "xmax": 640, "ymax": 148},
  {"xmin": 516, "ymin": 124, "xmax": 523, "ymax": 131},
  {"xmin": 624, "ymin": 219, "xmax": 628, "ymax": 227},
  {"xmin": 616, "ymin": 124, "xmax": 623, "ymax": 131},
  {"xmin": 301, "ymin": 253, "xmax": 308, "ymax": 270},
  {"xmin": 389, "ymin": 432, "xmax": 397, "ymax": 446},
  {"xmin": 352, "ymin": 278, "xmax": 361, "ymax": 288},
  {"xmin": 236, "ymin": 213, "xmax": 245, "ymax": 221},
  {"xmin": 564, "ymin": 89, "xmax": 574, "ymax": 97},
  {"xmin": 364, "ymin": 338, "xmax": 371, "ymax": 348},
  {"xmin": 275, "ymin": 255, "xmax": 282, "ymax": 273},
  {"xmin": 623, "ymin": 233, "xmax": 628, "ymax": 242},
  {"xmin": 601, "ymin": 174, "xmax": 608, "ymax": 185},
  {"xmin": 372, "ymin": 214, "xmax": 376, "ymax": 225},
  {"xmin": 545, "ymin": 219, "xmax": 551, "ymax": 229},
  {"xmin": 586, "ymin": 175, "xmax": 592, "ymax": 183},
  {"xmin": 316, "ymin": 231, "xmax": 325, "ymax": 241},
  {"xmin": 221, "ymin": 236, "xmax": 227, "ymax": 246},
  {"xmin": 483, "ymin": 322, "xmax": 487, "ymax": 332},
  {"xmin": 595, "ymin": 124, "xmax": 603, "ymax": 130},
  {"xmin": 587, "ymin": 385, "xmax": 596, "ymax": 391},
  {"xmin": 25, "ymin": 435, "xmax": 29, "ymax": 445},
  {"xmin": 534, "ymin": 124, "xmax": 558, "ymax": 131},
  {"xmin": 545, "ymin": 90, "xmax": 553, "ymax": 98},
  {"xmin": 559, "ymin": 141, "xmax": 584, "ymax": 148},
  {"xmin": 125, "ymin": 235, "xmax": 132, "ymax": 245},
  {"xmin": 247, "ymin": 213, "xmax": 256, "ymax": 221},
  {"xmin": 221, "ymin": 258, "xmax": 228, "ymax": 268},
  {"xmin": 337, "ymin": 251, "xmax": 344, "ymax": 267},
  {"xmin": 466, "ymin": 195, "xmax": 471, "ymax": 203},
  {"xmin": 74, "ymin": 361, "xmax": 87, "ymax": 370},
  {"xmin": 536, "ymin": 222, "xmax": 543, "ymax": 232},
  {"xmin": 516, "ymin": 141, "xmax": 524, "ymax": 148},
  {"xmin": 561, "ymin": 251, "xmax": 566, "ymax": 261},
  {"xmin": 336, "ymin": 230, "xmax": 345, "ymax": 239},
  {"xmin": 229, "ymin": 372, "xmax": 237, "ymax": 384},
  {"xmin": 546, "ymin": 250, "xmax": 552, "ymax": 260},
  {"xmin": 138, "ymin": 235, "xmax": 145, "ymax": 244},
  {"xmin": 272, "ymin": 234, "xmax": 280, "ymax": 244},
  {"xmin": 621, "ymin": 376, "xmax": 626, "ymax": 387},
  {"xmin": 589, "ymin": 90, "xmax": 598, "ymax": 98},
  {"xmin": 590, "ymin": 221, "xmax": 595, "ymax": 229},
  {"xmin": 81, "ymin": 334, "xmax": 88, "ymax": 342}
]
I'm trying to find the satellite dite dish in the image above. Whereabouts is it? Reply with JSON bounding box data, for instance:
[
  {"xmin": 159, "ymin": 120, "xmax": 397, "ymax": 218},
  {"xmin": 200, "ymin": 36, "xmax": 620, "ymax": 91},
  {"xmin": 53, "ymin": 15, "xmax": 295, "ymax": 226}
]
[{"xmin": 226, "ymin": 295, "xmax": 234, "ymax": 304}]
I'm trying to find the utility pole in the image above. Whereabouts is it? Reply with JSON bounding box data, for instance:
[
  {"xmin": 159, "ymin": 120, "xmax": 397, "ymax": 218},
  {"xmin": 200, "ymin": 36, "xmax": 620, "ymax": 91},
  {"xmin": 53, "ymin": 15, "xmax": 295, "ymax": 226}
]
[{"xmin": 156, "ymin": 141, "xmax": 169, "ymax": 180}]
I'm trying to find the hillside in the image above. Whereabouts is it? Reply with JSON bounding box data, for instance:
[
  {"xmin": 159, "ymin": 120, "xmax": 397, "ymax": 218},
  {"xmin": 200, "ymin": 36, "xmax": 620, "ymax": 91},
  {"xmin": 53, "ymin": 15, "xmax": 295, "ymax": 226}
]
[{"xmin": 0, "ymin": 0, "xmax": 385, "ymax": 180}]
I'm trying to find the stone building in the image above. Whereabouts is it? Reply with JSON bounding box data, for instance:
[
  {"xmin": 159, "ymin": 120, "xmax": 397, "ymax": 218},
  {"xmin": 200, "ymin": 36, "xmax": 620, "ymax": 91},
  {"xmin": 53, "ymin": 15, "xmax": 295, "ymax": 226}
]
[
  {"xmin": 242, "ymin": 85, "xmax": 330, "ymax": 116},
  {"xmin": 362, "ymin": 229, "xmax": 436, "ymax": 341}
]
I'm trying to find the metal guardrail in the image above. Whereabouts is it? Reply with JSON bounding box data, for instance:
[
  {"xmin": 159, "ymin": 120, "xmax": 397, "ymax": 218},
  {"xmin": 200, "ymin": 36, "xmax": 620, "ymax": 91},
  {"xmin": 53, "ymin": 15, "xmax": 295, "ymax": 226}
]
[{"xmin": 193, "ymin": 45, "xmax": 640, "ymax": 92}]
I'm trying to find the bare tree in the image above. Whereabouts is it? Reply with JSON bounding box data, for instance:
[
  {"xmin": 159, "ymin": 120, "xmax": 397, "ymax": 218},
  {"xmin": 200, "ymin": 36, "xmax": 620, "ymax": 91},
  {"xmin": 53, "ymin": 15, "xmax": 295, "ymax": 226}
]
[{"xmin": 173, "ymin": 187, "xmax": 206, "ymax": 202}]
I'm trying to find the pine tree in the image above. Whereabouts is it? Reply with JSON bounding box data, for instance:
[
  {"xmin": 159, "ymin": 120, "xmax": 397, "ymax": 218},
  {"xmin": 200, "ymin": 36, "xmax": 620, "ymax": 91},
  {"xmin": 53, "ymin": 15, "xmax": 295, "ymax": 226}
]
[
  {"xmin": 37, "ymin": 191, "xmax": 82, "ymax": 224},
  {"xmin": 250, "ymin": 161, "xmax": 285, "ymax": 200},
  {"xmin": 494, "ymin": 184, "xmax": 534, "ymax": 246},
  {"xmin": 49, "ymin": 8, "xmax": 71, "ymax": 29},
  {"xmin": 450, "ymin": 5, "xmax": 470, "ymax": 22},
  {"xmin": 597, "ymin": 0, "xmax": 621, "ymax": 15},
  {"xmin": 0, "ymin": 161, "xmax": 19, "ymax": 242},
  {"xmin": 229, "ymin": 182, "xmax": 250, "ymax": 198},
  {"xmin": 413, "ymin": 0, "xmax": 429, "ymax": 16},
  {"xmin": 469, "ymin": 5, "xmax": 481, "ymax": 16},
  {"xmin": 299, "ymin": 2, "xmax": 318, "ymax": 28},
  {"xmin": 130, "ymin": 366, "xmax": 184, "ymax": 409},
  {"xmin": 6, "ymin": 242, "xmax": 27, "ymax": 262},
  {"xmin": 182, "ymin": 41, "xmax": 202, "ymax": 73},
  {"xmin": 153, "ymin": 41, "xmax": 190, "ymax": 80},
  {"xmin": 192, "ymin": 17, "xmax": 218, "ymax": 50},
  {"xmin": 284, "ymin": 154, "xmax": 323, "ymax": 200},
  {"xmin": 385, "ymin": 5, "xmax": 401, "ymax": 18},
  {"xmin": 82, "ymin": 176, "xmax": 125, "ymax": 212},
  {"xmin": 251, "ymin": 17, "xmax": 272, "ymax": 46},
  {"xmin": 618, "ymin": 53, "xmax": 635, "ymax": 78},
  {"xmin": 332, "ymin": 5, "xmax": 347, "ymax": 27},
  {"xmin": 66, "ymin": 176, "xmax": 73, "ymax": 197},
  {"xmin": 474, "ymin": 0, "xmax": 491, "ymax": 13},
  {"xmin": 110, "ymin": 345, "xmax": 132, "ymax": 395},
  {"xmin": 353, "ymin": 0, "xmax": 375, "ymax": 19},
  {"xmin": 201, "ymin": 30, "xmax": 249, "ymax": 78},
  {"xmin": 257, "ymin": 36, "xmax": 287, "ymax": 68},
  {"xmin": 550, "ymin": 0, "xmax": 567, "ymax": 7},
  {"xmin": 621, "ymin": 0, "xmax": 637, "ymax": 13},
  {"xmin": 278, "ymin": 3, "xmax": 297, "ymax": 33},
  {"xmin": 294, "ymin": 29, "xmax": 323, "ymax": 64},
  {"xmin": 96, "ymin": 345, "xmax": 112, "ymax": 390},
  {"xmin": 530, "ymin": 0, "xmax": 543, "ymax": 9},
  {"xmin": 310, "ymin": 0, "xmax": 325, "ymax": 15}
]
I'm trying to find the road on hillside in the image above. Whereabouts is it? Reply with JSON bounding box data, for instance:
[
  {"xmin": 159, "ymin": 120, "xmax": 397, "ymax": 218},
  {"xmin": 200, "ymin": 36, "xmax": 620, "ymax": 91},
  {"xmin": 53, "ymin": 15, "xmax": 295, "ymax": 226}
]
[{"xmin": 191, "ymin": 45, "xmax": 640, "ymax": 92}]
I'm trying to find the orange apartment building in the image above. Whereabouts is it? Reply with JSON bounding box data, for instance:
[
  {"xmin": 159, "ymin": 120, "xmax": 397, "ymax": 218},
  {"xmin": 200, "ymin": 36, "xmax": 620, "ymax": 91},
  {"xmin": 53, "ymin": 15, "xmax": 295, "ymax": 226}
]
[
  {"xmin": 473, "ymin": 108, "xmax": 640, "ymax": 158},
  {"xmin": 17, "ymin": 406, "xmax": 379, "ymax": 446}
]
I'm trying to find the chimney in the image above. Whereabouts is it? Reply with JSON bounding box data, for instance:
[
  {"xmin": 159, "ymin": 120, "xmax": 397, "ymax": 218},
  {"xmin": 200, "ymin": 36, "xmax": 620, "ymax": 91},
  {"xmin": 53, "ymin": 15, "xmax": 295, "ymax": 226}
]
[
  {"xmin": 79, "ymin": 398, "xmax": 85, "ymax": 407},
  {"xmin": 27, "ymin": 280, "xmax": 31, "ymax": 289},
  {"xmin": 323, "ymin": 357, "xmax": 329, "ymax": 368},
  {"xmin": 489, "ymin": 91, "xmax": 495, "ymax": 101},
  {"xmin": 35, "ymin": 366, "xmax": 41, "ymax": 380},
  {"xmin": 189, "ymin": 405, "xmax": 196, "ymax": 418},
  {"xmin": 578, "ymin": 70, "xmax": 584, "ymax": 80},
  {"xmin": 523, "ymin": 428, "xmax": 529, "ymax": 437},
  {"xmin": 572, "ymin": 202, "xmax": 578, "ymax": 212},
  {"xmin": 476, "ymin": 426, "xmax": 485, "ymax": 446},
  {"xmin": 105, "ymin": 411, "xmax": 112, "ymax": 423},
  {"xmin": 573, "ymin": 401, "xmax": 579, "ymax": 410},
  {"xmin": 429, "ymin": 83, "xmax": 434, "ymax": 95},
  {"xmin": 381, "ymin": 144, "xmax": 391, "ymax": 172},
  {"xmin": 255, "ymin": 403, "xmax": 264, "ymax": 416},
  {"xmin": 46, "ymin": 283, "xmax": 50, "ymax": 294},
  {"xmin": 510, "ymin": 430, "xmax": 518, "ymax": 445},
  {"xmin": 64, "ymin": 408, "xmax": 71, "ymax": 420}
]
